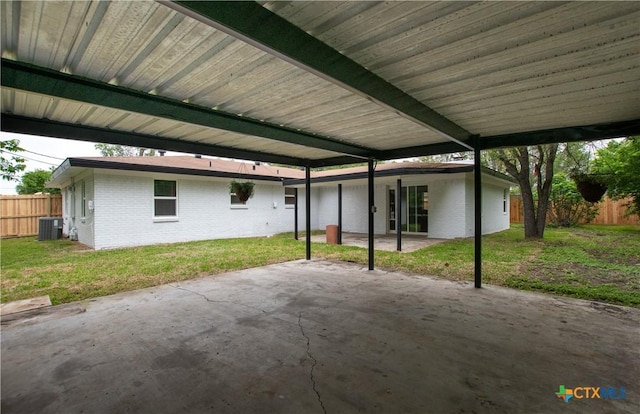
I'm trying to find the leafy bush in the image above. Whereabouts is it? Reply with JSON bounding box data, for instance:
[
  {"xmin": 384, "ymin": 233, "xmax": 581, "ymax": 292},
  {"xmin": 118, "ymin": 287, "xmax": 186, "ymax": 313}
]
[
  {"xmin": 548, "ymin": 173, "xmax": 599, "ymax": 227},
  {"xmin": 592, "ymin": 137, "xmax": 640, "ymax": 218}
]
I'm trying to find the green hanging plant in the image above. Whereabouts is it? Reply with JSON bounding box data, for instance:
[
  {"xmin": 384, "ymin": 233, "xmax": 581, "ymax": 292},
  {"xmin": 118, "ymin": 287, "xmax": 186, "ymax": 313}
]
[
  {"xmin": 572, "ymin": 174, "xmax": 608, "ymax": 203},
  {"xmin": 229, "ymin": 180, "xmax": 255, "ymax": 203}
]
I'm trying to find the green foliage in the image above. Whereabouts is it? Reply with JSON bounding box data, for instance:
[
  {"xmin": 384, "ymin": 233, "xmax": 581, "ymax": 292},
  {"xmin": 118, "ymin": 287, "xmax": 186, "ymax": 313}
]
[
  {"xmin": 0, "ymin": 139, "xmax": 26, "ymax": 181},
  {"xmin": 491, "ymin": 144, "xmax": 559, "ymax": 238},
  {"xmin": 548, "ymin": 173, "xmax": 599, "ymax": 227},
  {"xmin": 555, "ymin": 141, "xmax": 591, "ymax": 176},
  {"xmin": 229, "ymin": 180, "xmax": 255, "ymax": 201},
  {"xmin": 95, "ymin": 143, "xmax": 156, "ymax": 157},
  {"xmin": 592, "ymin": 137, "xmax": 640, "ymax": 217},
  {"xmin": 15, "ymin": 169, "xmax": 60, "ymax": 194}
]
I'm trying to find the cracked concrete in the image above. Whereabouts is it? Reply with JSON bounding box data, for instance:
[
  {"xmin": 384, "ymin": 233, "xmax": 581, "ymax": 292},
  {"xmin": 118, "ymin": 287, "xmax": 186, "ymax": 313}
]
[
  {"xmin": 2, "ymin": 259, "xmax": 639, "ymax": 413},
  {"xmin": 298, "ymin": 312, "xmax": 327, "ymax": 414}
]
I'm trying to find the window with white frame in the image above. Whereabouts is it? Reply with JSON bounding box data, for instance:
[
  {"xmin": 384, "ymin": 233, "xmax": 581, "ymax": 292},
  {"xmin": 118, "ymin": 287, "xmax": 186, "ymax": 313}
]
[
  {"xmin": 154, "ymin": 180, "xmax": 177, "ymax": 217},
  {"xmin": 503, "ymin": 189, "xmax": 508, "ymax": 214},
  {"xmin": 285, "ymin": 187, "xmax": 296, "ymax": 207},
  {"xmin": 230, "ymin": 192, "xmax": 244, "ymax": 206},
  {"xmin": 81, "ymin": 180, "xmax": 86, "ymax": 217}
]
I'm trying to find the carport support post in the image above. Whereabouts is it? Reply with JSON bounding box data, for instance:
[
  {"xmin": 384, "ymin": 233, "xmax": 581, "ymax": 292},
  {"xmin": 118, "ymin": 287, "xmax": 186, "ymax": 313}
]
[
  {"xmin": 474, "ymin": 137, "xmax": 482, "ymax": 288},
  {"xmin": 397, "ymin": 178, "xmax": 402, "ymax": 251},
  {"xmin": 368, "ymin": 159, "xmax": 375, "ymax": 270},
  {"xmin": 294, "ymin": 187, "xmax": 298, "ymax": 240},
  {"xmin": 306, "ymin": 166, "xmax": 311, "ymax": 260},
  {"xmin": 338, "ymin": 183, "xmax": 343, "ymax": 245}
]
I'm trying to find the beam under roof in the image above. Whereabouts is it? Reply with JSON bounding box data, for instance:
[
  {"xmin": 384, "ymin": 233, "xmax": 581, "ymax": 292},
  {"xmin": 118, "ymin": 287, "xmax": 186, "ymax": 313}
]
[
  {"xmin": 1, "ymin": 114, "xmax": 311, "ymax": 166},
  {"xmin": 163, "ymin": 1, "xmax": 473, "ymax": 149},
  {"xmin": 480, "ymin": 120, "xmax": 640, "ymax": 150},
  {"xmin": 1, "ymin": 58, "xmax": 376, "ymax": 160}
]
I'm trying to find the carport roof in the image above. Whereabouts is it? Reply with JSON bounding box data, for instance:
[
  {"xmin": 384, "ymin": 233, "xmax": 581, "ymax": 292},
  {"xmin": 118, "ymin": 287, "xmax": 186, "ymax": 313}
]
[{"xmin": 2, "ymin": 1, "xmax": 639, "ymax": 166}]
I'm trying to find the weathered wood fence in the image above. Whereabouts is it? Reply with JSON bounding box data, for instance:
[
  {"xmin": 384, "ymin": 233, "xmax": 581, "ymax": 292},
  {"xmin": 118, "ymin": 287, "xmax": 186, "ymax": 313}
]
[
  {"xmin": 510, "ymin": 195, "xmax": 640, "ymax": 225},
  {"xmin": 1, "ymin": 194, "xmax": 63, "ymax": 238}
]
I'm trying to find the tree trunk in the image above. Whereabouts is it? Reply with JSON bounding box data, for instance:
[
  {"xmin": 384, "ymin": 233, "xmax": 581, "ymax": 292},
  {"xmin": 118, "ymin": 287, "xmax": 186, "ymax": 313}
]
[{"xmin": 495, "ymin": 144, "xmax": 558, "ymax": 239}]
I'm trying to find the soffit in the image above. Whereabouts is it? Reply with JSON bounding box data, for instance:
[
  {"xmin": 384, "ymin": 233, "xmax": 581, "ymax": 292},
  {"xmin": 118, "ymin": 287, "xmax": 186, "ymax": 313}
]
[{"xmin": 2, "ymin": 1, "xmax": 639, "ymax": 166}]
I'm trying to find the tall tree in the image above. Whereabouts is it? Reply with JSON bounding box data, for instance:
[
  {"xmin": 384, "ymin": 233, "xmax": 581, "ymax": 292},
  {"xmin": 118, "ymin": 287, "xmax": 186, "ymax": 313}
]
[
  {"xmin": 493, "ymin": 144, "xmax": 559, "ymax": 238},
  {"xmin": 16, "ymin": 169, "xmax": 60, "ymax": 194},
  {"xmin": 592, "ymin": 137, "xmax": 640, "ymax": 217},
  {"xmin": 555, "ymin": 142, "xmax": 591, "ymax": 176},
  {"xmin": 95, "ymin": 144, "xmax": 156, "ymax": 157},
  {"xmin": 1, "ymin": 139, "xmax": 27, "ymax": 181}
]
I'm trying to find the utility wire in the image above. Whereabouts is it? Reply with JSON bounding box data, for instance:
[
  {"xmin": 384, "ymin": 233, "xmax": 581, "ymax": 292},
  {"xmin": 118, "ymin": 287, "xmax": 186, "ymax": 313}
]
[
  {"xmin": 1, "ymin": 151, "xmax": 58, "ymax": 166},
  {"xmin": 23, "ymin": 149, "xmax": 65, "ymax": 161}
]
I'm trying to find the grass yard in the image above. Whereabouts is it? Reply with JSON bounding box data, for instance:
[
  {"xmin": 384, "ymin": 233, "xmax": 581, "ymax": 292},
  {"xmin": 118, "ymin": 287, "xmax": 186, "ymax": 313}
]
[{"xmin": 1, "ymin": 225, "xmax": 639, "ymax": 307}]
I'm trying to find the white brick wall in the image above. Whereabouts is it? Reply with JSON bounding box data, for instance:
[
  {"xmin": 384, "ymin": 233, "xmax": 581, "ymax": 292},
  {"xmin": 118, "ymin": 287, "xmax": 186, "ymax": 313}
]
[
  {"xmin": 86, "ymin": 171, "xmax": 296, "ymax": 250},
  {"xmin": 60, "ymin": 169, "xmax": 512, "ymax": 249},
  {"xmin": 429, "ymin": 176, "xmax": 467, "ymax": 238},
  {"xmin": 306, "ymin": 173, "xmax": 511, "ymax": 239},
  {"xmin": 64, "ymin": 171, "xmax": 96, "ymax": 248},
  {"xmin": 480, "ymin": 181, "xmax": 510, "ymax": 235},
  {"xmin": 294, "ymin": 188, "xmax": 320, "ymax": 231},
  {"xmin": 462, "ymin": 176, "xmax": 511, "ymax": 237},
  {"xmin": 314, "ymin": 184, "xmax": 387, "ymax": 234}
]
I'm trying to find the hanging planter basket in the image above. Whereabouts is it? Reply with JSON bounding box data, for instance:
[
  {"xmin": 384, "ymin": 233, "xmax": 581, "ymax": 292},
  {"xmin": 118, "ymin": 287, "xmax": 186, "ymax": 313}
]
[
  {"xmin": 229, "ymin": 180, "xmax": 255, "ymax": 204},
  {"xmin": 573, "ymin": 175, "xmax": 607, "ymax": 203}
]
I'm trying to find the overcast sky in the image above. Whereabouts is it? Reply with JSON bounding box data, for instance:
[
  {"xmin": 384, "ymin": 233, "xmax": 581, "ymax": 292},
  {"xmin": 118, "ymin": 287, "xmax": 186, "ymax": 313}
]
[{"xmin": 0, "ymin": 131, "xmax": 192, "ymax": 195}]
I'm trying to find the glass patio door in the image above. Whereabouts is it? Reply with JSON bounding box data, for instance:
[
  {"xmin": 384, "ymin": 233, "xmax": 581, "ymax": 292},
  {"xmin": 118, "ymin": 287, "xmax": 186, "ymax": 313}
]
[{"xmin": 389, "ymin": 185, "xmax": 428, "ymax": 233}]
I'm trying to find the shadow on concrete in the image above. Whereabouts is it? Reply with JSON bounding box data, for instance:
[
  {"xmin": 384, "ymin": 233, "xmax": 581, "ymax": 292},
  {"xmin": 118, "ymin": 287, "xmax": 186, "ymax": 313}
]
[{"xmin": 2, "ymin": 260, "xmax": 638, "ymax": 413}]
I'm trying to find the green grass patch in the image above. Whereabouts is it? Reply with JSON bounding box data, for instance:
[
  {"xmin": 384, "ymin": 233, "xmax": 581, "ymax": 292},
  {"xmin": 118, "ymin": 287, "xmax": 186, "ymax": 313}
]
[{"xmin": 1, "ymin": 225, "xmax": 638, "ymax": 307}]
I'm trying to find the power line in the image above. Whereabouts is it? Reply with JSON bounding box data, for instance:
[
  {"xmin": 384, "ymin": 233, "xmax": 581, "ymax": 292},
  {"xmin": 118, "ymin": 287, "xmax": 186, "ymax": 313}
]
[
  {"xmin": 1, "ymin": 151, "xmax": 58, "ymax": 166},
  {"xmin": 23, "ymin": 149, "xmax": 65, "ymax": 161}
]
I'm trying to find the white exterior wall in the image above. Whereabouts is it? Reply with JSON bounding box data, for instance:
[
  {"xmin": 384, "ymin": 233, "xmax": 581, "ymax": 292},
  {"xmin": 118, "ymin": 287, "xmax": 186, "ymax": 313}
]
[
  {"xmin": 59, "ymin": 168, "xmax": 512, "ymax": 249},
  {"xmin": 481, "ymin": 180, "xmax": 510, "ymax": 235},
  {"xmin": 62, "ymin": 171, "xmax": 96, "ymax": 248},
  {"xmin": 88, "ymin": 171, "xmax": 296, "ymax": 250},
  {"xmin": 314, "ymin": 183, "xmax": 386, "ymax": 234},
  {"xmin": 294, "ymin": 187, "xmax": 320, "ymax": 231},
  {"xmin": 428, "ymin": 174, "xmax": 468, "ymax": 239},
  {"xmin": 464, "ymin": 175, "xmax": 511, "ymax": 237},
  {"xmin": 303, "ymin": 173, "xmax": 510, "ymax": 240}
]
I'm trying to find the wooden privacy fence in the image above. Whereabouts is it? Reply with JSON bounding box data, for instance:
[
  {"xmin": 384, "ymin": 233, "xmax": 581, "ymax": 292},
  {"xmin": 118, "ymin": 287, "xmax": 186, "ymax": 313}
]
[
  {"xmin": 510, "ymin": 195, "xmax": 640, "ymax": 225},
  {"xmin": 1, "ymin": 194, "xmax": 63, "ymax": 238}
]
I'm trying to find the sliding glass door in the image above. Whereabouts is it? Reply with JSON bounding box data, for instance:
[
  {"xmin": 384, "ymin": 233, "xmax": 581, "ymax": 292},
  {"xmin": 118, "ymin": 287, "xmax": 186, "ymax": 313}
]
[{"xmin": 389, "ymin": 185, "xmax": 428, "ymax": 233}]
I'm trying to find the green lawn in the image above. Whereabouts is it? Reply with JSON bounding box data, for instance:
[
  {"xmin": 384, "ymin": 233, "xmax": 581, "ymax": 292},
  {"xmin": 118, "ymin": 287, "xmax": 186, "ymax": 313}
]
[{"xmin": 1, "ymin": 225, "xmax": 639, "ymax": 307}]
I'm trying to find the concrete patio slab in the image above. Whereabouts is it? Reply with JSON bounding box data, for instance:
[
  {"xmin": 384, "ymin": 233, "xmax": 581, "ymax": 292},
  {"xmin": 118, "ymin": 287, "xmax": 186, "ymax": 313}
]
[
  {"xmin": 310, "ymin": 232, "xmax": 447, "ymax": 252},
  {"xmin": 1, "ymin": 260, "xmax": 638, "ymax": 414}
]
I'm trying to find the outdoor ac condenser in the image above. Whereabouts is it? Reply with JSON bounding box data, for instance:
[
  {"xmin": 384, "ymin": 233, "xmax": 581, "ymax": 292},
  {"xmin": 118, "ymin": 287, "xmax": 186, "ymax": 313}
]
[{"xmin": 38, "ymin": 217, "xmax": 63, "ymax": 241}]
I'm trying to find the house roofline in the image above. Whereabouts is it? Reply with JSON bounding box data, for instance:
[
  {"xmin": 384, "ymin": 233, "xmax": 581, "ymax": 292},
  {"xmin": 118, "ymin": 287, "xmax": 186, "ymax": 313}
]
[
  {"xmin": 59, "ymin": 158, "xmax": 289, "ymax": 183},
  {"xmin": 283, "ymin": 165, "xmax": 516, "ymax": 186}
]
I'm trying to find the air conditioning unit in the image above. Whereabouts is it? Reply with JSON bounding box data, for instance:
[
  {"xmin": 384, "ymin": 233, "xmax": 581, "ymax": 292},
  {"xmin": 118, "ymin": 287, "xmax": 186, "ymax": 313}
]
[{"xmin": 38, "ymin": 217, "xmax": 63, "ymax": 241}]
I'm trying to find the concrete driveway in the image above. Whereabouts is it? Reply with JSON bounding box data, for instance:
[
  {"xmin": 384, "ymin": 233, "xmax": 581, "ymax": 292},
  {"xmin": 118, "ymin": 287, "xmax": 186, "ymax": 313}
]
[{"xmin": 2, "ymin": 260, "xmax": 638, "ymax": 414}]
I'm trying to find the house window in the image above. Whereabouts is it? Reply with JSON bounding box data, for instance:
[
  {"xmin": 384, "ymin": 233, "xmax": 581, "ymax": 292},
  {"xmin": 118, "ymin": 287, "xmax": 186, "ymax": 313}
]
[
  {"xmin": 389, "ymin": 185, "xmax": 428, "ymax": 233},
  {"xmin": 503, "ymin": 189, "xmax": 508, "ymax": 214},
  {"xmin": 81, "ymin": 180, "xmax": 86, "ymax": 217},
  {"xmin": 230, "ymin": 192, "xmax": 244, "ymax": 206},
  {"xmin": 285, "ymin": 187, "xmax": 296, "ymax": 207},
  {"xmin": 154, "ymin": 180, "xmax": 177, "ymax": 216}
]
